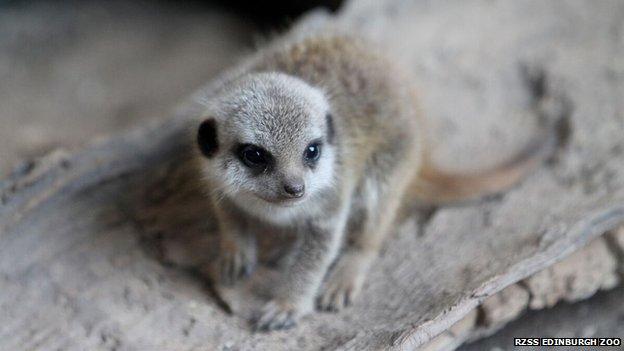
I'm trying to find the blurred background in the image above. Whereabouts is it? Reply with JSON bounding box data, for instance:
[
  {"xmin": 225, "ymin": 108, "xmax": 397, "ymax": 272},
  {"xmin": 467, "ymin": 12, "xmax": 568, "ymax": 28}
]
[
  {"xmin": 0, "ymin": 0, "xmax": 341, "ymax": 177},
  {"xmin": 1, "ymin": 1, "xmax": 622, "ymax": 349}
]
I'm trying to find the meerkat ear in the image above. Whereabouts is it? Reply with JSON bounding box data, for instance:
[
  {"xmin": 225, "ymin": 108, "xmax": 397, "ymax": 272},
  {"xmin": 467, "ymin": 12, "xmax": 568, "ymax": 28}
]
[
  {"xmin": 197, "ymin": 118, "xmax": 219, "ymax": 158},
  {"xmin": 325, "ymin": 113, "xmax": 335, "ymax": 144}
]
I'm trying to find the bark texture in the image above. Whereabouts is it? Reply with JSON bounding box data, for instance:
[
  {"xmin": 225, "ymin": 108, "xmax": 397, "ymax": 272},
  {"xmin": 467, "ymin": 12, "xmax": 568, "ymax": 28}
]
[{"xmin": 1, "ymin": 1, "xmax": 624, "ymax": 350}]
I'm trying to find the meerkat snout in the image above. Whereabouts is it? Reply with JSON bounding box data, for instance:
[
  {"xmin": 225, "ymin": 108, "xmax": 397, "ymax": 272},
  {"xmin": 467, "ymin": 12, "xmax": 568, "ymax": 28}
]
[{"xmin": 282, "ymin": 176, "xmax": 305, "ymax": 198}]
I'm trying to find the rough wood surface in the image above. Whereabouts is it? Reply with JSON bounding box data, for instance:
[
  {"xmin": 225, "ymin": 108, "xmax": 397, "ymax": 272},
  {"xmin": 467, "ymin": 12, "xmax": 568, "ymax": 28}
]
[
  {"xmin": 421, "ymin": 229, "xmax": 624, "ymax": 351},
  {"xmin": 462, "ymin": 279, "xmax": 624, "ymax": 351},
  {"xmin": 1, "ymin": 1, "xmax": 624, "ymax": 350}
]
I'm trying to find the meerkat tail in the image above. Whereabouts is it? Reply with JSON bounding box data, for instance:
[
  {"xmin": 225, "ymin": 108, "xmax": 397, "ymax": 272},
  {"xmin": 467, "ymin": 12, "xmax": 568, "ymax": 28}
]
[{"xmin": 410, "ymin": 122, "xmax": 556, "ymax": 205}]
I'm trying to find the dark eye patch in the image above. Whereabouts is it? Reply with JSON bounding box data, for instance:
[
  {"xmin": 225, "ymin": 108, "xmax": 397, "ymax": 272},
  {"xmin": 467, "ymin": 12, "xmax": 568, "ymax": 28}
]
[{"xmin": 236, "ymin": 143, "xmax": 272, "ymax": 171}]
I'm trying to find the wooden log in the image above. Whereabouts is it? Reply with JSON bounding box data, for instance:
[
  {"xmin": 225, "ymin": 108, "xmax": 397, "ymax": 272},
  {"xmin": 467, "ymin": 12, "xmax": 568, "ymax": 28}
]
[{"xmin": 1, "ymin": 1, "xmax": 624, "ymax": 350}]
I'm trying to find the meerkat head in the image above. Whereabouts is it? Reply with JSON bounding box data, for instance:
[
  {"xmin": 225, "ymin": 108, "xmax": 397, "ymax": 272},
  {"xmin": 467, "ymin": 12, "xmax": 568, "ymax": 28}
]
[{"xmin": 196, "ymin": 72, "xmax": 337, "ymax": 221}]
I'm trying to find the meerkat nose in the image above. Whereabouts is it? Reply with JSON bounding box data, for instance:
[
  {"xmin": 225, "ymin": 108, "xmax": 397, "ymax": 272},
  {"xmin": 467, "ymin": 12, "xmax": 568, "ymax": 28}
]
[{"xmin": 283, "ymin": 179, "xmax": 305, "ymax": 198}]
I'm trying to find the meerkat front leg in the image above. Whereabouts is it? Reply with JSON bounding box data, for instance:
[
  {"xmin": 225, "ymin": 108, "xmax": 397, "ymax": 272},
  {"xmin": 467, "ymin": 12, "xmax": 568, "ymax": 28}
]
[
  {"xmin": 213, "ymin": 206, "xmax": 257, "ymax": 286},
  {"xmin": 318, "ymin": 166, "xmax": 414, "ymax": 311},
  {"xmin": 253, "ymin": 205, "xmax": 349, "ymax": 331}
]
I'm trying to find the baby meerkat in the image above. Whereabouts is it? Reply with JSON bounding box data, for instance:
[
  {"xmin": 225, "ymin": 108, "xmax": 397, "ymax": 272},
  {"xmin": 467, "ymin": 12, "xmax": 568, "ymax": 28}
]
[{"xmin": 194, "ymin": 31, "xmax": 552, "ymax": 331}]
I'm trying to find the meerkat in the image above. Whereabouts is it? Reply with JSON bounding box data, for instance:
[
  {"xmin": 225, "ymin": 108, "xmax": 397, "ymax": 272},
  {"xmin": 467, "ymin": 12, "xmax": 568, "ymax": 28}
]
[{"xmin": 193, "ymin": 28, "xmax": 554, "ymax": 331}]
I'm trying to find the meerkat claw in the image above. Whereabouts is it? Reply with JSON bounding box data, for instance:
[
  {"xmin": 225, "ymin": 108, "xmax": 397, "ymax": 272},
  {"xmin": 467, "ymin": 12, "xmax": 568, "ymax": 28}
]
[
  {"xmin": 317, "ymin": 257, "xmax": 366, "ymax": 312},
  {"xmin": 252, "ymin": 300, "xmax": 298, "ymax": 332},
  {"xmin": 217, "ymin": 246, "xmax": 255, "ymax": 286}
]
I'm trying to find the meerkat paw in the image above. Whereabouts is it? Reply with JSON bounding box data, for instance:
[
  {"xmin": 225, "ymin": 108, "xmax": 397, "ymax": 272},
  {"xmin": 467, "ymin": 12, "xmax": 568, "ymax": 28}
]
[
  {"xmin": 217, "ymin": 243, "xmax": 256, "ymax": 286},
  {"xmin": 317, "ymin": 255, "xmax": 368, "ymax": 311},
  {"xmin": 251, "ymin": 300, "xmax": 300, "ymax": 332}
]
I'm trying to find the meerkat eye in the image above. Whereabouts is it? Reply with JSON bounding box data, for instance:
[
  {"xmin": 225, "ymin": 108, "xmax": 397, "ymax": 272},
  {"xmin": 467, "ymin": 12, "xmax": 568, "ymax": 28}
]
[
  {"xmin": 238, "ymin": 144, "xmax": 270, "ymax": 169},
  {"xmin": 304, "ymin": 141, "xmax": 322, "ymax": 164}
]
